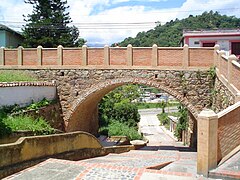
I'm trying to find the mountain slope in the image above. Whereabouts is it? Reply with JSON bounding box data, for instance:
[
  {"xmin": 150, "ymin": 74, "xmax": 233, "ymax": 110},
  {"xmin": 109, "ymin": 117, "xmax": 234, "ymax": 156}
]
[{"xmin": 118, "ymin": 11, "xmax": 240, "ymax": 47}]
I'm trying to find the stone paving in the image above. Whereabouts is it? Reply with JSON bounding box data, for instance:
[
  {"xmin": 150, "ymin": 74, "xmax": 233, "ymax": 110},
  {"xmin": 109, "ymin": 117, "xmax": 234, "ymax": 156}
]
[
  {"xmin": 3, "ymin": 145, "xmax": 239, "ymax": 179},
  {"xmin": 209, "ymin": 150, "xmax": 240, "ymax": 179},
  {"xmin": 4, "ymin": 148, "xmax": 205, "ymax": 180}
]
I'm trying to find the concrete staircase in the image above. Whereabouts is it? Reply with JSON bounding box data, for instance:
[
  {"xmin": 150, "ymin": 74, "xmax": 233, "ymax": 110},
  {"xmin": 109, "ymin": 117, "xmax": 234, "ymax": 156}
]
[{"xmin": 209, "ymin": 150, "xmax": 240, "ymax": 179}]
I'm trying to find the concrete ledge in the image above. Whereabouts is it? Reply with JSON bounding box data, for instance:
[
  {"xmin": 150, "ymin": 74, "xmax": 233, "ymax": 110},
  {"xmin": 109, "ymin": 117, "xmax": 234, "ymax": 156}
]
[
  {"xmin": 0, "ymin": 65, "xmax": 211, "ymax": 71},
  {"xmin": 0, "ymin": 81, "xmax": 55, "ymax": 87},
  {"xmin": 0, "ymin": 131, "xmax": 102, "ymax": 168},
  {"xmin": 217, "ymin": 101, "xmax": 240, "ymax": 118},
  {"xmin": 218, "ymin": 145, "xmax": 240, "ymax": 166},
  {"xmin": 0, "ymin": 142, "xmax": 134, "ymax": 179}
]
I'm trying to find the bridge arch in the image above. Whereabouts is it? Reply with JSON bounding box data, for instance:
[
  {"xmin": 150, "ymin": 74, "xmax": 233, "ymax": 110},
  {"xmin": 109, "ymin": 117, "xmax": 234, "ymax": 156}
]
[{"xmin": 65, "ymin": 77, "xmax": 199, "ymax": 135}]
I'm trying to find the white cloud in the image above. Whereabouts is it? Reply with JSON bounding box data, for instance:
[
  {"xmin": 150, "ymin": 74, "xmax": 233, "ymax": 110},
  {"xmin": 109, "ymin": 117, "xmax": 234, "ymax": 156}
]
[
  {"xmin": 0, "ymin": 0, "xmax": 239, "ymax": 46},
  {"xmin": 0, "ymin": 1, "xmax": 32, "ymax": 30}
]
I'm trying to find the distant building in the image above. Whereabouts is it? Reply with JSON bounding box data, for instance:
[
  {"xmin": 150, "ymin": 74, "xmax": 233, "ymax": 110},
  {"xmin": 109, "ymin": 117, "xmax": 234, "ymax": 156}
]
[
  {"xmin": 0, "ymin": 24, "xmax": 24, "ymax": 48},
  {"xmin": 181, "ymin": 29, "xmax": 240, "ymax": 57}
]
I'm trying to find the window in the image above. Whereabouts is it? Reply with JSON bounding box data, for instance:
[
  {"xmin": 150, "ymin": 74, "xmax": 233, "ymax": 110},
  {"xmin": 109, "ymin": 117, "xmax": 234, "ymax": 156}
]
[
  {"xmin": 202, "ymin": 42, "xmax": 215, "ymax": 47},
  {"xmin": 231, "ymin": 42, "xmax": 240, "ymax": 56}
]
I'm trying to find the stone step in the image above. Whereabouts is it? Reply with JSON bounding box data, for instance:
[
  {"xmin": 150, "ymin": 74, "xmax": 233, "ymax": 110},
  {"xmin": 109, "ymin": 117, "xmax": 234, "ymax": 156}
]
[{"xmin": 209, "ymin": 150, "xmax": 240, "ymax": 179}]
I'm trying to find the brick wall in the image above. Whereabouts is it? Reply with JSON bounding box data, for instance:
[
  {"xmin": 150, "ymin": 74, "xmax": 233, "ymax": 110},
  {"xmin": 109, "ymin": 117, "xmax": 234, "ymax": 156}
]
[
  {"xmin": 110, "ymin": 48, "xmax": 127, "ymax": 65},
  {"xmin": 220, "ymin": 57, "xmax": 228, "ymax": 78},
  {"xmin": 217, "ymin": 104, "xmax": 240, "ymax": 162},
  {"xmin": 63, "ymin": 49, "xmax": 82, "ymax": 65},
  {"xmin": 158, "ymin": 48, "xmax": 183, "ymax": 66},
  {"xmin": 0, "ymin": 45, "xmax": 215, "ymax": 68},
  {"xmin": 189, "ymin": 48, "xmax": 214, "ymax": 67},
  {"xmin": 4, "ymin": 49, "xmax": 17, "ymax": 65},
  {"xmin": 232, "ymin": 63, "xmax": 240, "ymax": 90},
  {"xmin": 23, "ymin": 49, "xmax": 38, "ymax": 65},
  {"xmin": 133, "ymin": 48, "xmax": 152, "ymax": 66}
]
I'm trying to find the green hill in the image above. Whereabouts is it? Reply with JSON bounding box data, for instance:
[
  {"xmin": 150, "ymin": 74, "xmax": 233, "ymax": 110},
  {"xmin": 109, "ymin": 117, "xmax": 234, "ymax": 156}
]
[{"xmin": 118, "ymin": 11, "xmax": 240, "ymax": 47}]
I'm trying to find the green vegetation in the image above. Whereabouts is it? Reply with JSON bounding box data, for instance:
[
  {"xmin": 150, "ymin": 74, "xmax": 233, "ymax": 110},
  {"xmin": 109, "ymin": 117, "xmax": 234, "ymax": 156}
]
[
  {"xmin": 157, "ymin": 112, "xmax": 170, "ymax": 129},
  {"xmin": 100, "ymin": 120, "xmax": 142, "ymax": 140},
  {"xmin": 5, "ymin": 98, "xmax": 53, "ymax": 115},
  {"xmin": 26, "ymin": 98, "xmax": 52, "ymax": 111},
  {"xmin": 22, "ymin": 0, "xmax": 86, "ymax": 47},
  {"xmin": 99, "ymin": 85, "xmax": 142, "ymax": 140},
  {"xmin": 0, "ymin": 70, "xmax": 37, "ymax": 82},
  {"xmin": 157, "ymin": 104, "xmax": 188, "ymax": 140},
  {"xmin": 137, "ymin": 103, "xmax": 160, "ymax": 109},
  {"xmin": 0, "ymin": 99, "xmax": 55, "ymax": 137},
  {"xmin": 174, "ymin": 105, "xmax": 188, "ymax": 140},
  {"xmin": 137, "ymin": 101, "xmax": 180, "ymax": 109},
  {"xmin": 2, "ymin": 116, "xmax": 54, "ymax": 136},
  {"xmin": 118, "ymin": 11, "xmax": 240, "ymax": 47}
]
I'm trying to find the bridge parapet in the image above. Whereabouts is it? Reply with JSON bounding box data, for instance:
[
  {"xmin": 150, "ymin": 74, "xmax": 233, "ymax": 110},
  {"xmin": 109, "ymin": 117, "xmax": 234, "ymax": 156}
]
[
  {"xmin": 215, "ymin": 48, "xmax": 240, "ymax": 102},
  {"xmin": 0, "ymin": 45, "xmax": 214, "ymax": 69}
]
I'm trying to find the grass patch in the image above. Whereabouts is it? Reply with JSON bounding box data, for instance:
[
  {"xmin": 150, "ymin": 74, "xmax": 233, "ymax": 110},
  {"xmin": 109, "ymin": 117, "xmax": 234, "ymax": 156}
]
[
  {"xmin": 0, "ymin": 70, "xmax": 37, "ymax": 82},
  {"xmin": 136, "ymin": 102, "xmax": 180, "ymax": 110},
  {"xmin": 0, "ymin": 99, "xmax": 55, "ymax": 137},
  {"xmin": 99, "ymin": 120, "xmax": 142, "ymax": 140},
  {"xmin": 137, "ymin": 103, "xmax": 160, "ymax": 109},
  {"xmin": 2, "ymin": 115, "xmax": 54, "ymax": 135}
]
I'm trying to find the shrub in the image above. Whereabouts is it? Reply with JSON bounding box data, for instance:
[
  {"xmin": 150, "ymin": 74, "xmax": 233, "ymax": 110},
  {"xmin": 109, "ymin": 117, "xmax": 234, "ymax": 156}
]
[
  {"xmin": 2, "ymin": 115, "xmax": 54, "ymax": 135},
  {"xmin": 0, "ymin": 100, "xmax": 55, "ymax": 137},
  {"xmin": 174, "ymin": 105, "xmax": 188, "ymax": 140},
  {"xmin": 157, "ymin": 112, "xmax": 169, "ymax": 126},
  {"xmin": 100, "ymin": 120, "xmax": 142, "ymax": 140}
]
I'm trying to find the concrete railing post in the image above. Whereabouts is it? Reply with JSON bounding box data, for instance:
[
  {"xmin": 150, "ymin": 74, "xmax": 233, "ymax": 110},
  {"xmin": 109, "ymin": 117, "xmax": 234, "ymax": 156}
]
[
  {"xmin": 17, "ymin": 46, "xmax": 23, "ymax": 66},
  {"xmin": 104, "ymin": 45, "xmax": 110, "ymax": 66},
  {"xmin": 183, "ymin": 44, "xmax": 189, "ymax": 68},
  {"xmin": 152, "ymin": 44, "xmax": 158, "ymax": 67},
  {"xmin": 37, "ymin": 45, "xmax": 43, "ymax": 66},
  {"xmin": 214, "ymin": 44, "xmax": 220, "ymax": 66},
  {"xmin": 57, "ymin": 45, "xmax": 63, "ymax": 65},
  {"xmin": 228, "ymin": 55, "xmax": 237, "ymax": 85},
  {"xmin": 197, "ymin": 109, "xmax": 218, "ymax": 177},
  {"xmin": 127, "ymin": 44, "xmax": 133, "ymax": 66},
  {"xmin": 0, "ymin": 47, "xmax": 4, "ymax": 66},
  {"xmin": 82, "ymin": 45, "xmax": 87, "ymax": 66}
]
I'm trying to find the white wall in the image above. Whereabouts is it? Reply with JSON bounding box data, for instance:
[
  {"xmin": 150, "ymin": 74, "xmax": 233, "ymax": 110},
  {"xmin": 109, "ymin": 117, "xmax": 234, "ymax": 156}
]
[
  {"xmin": 0, "ymin": 86, "xmax": 56, "ymax": 107},
  {"xmin": 187, "ymin": 36, "xmax": 240, "ymax": 52}
]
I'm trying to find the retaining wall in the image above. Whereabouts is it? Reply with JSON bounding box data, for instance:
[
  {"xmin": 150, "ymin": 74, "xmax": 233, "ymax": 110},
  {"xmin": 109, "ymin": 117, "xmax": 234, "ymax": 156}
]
[{"xmin": 0, "ymin": 82, "xmax": 56, "ymax": 107}]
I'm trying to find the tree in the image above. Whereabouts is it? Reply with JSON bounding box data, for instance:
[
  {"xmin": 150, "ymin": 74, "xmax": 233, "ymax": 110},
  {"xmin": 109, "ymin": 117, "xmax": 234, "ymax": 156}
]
[
  {"xmin": 174, "ymin": 105, "xmax": 188, "ymax": 140},
  {"xmin": 22, "ymin": 0, "xmax": 86, "ymax": 47},
  {"xmin": 98, "ymin": 84, "xmax": 141, "ymax": 126},
  {"xmin": 118, "ymin": 11, "xmax": 240, "ymax": 47}
]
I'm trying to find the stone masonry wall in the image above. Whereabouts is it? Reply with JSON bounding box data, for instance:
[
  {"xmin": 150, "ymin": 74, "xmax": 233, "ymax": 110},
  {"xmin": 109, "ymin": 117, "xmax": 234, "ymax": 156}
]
[
  {"xmin": 16, "ymin": 69, "xmax": 214, "ymax": 135},
  {"xmin": 212, "ymin": 76, "xmax": 235, "ymax": 113}
]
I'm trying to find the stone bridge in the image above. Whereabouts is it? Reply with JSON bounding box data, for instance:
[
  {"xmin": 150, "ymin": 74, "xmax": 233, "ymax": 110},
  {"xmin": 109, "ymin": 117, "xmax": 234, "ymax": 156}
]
[
  {"xmin": 0, "ymin": 44, "xmax": 240, "ymax": 176},
  {"xmin": 0, "ymin": 45, "xmax": 216, "ymax": 133}
]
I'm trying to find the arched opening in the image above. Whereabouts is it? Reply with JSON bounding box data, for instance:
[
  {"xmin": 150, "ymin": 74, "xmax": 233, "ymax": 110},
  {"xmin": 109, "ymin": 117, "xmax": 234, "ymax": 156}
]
[{"xmin": 66, "ymin": 78, "xmax": 198, "ymax": 149}]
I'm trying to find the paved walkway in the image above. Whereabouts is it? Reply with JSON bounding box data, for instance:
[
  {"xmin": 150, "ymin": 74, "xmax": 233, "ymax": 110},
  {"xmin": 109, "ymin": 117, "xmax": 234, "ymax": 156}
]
[
  {"xmin": 5, "ymin": 149, "xmax": 205, "ymax": 180},
  {"xmin": 3, "ymin": 109, "xmax": 239, "ymax": 179}
]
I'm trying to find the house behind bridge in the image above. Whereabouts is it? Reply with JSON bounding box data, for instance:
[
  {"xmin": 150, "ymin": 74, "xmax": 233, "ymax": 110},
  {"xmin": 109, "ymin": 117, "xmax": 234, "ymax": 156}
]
[{"xmin": 181, "ymin": 29, "xmax": 240, "ymax": 58}]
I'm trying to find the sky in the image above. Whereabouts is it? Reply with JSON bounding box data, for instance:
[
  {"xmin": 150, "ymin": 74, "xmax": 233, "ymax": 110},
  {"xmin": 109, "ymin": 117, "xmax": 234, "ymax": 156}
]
[{"xmin": 0, "ymin": 0, "xmax": 239, "ymax": 46}]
